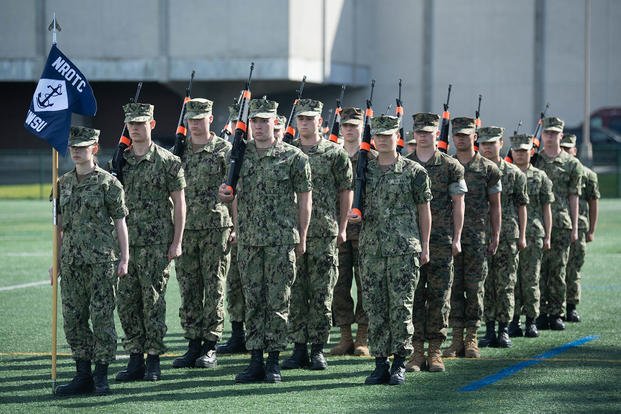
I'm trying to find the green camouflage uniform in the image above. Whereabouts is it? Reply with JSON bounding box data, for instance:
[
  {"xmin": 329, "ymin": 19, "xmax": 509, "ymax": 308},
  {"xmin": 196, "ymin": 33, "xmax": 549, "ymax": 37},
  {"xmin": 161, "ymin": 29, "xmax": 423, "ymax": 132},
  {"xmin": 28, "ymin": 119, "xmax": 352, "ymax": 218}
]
[
  {"xmin": 534, "ymin": 145, "xmax": 583, "ymax": 317},
  {"xmin": 567, "ymin": 165, "xmax": 600, "ymax": 306},
  {"xmin": 117, "ymin": 139, "xmax": 185, "ymax": 355},
  {"xmin": 59, "ymin": 164, "xmax": 127, "ymax": 364},
  {"xmin": 484, "ymin": 158, "xmax": 529, "ymax": 323},
  {"xmin": 515, "ymin": 163, "xmax": 554, "ymax": 319},
  {"xmin": 290, "ymin": 137, "xmax": 353, "ymax": 345},
  {"xmin": 235, "ymin": 140, "xmax": 312, "ymax": 352},
  {"xmin": 450, "ymin": 151, "xmax": 502, "ymax": 329},
  {"xmin": 408, "ymin": 147, "xmax": 466, "ymax": 341},
  {"xmin": 359, "ymin": 153, "xmax": 432, "ymax": 357},
  {"xmin": 176, "ymin": 121, "xmax": 232, "ymax": 342}
]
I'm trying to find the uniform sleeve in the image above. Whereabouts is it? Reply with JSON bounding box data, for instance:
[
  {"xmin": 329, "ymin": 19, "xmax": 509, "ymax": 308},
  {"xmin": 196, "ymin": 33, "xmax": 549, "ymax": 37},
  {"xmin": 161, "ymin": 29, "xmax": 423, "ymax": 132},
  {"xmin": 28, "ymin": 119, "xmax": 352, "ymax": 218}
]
[
  {"xmin": 585, "ymin": 169, "xmax": 601, "ymax": 200},
  {"xmin": 166, "ymin": 156, "xmax": 186, "ymax": 193},
  {"xmin": 487, "ymin": 163, "xmax": 502, "ymax": 195},
  {"xmin": 568, "ymin": 158, "xmax": 584, "ymax": 196},
  {"xmin": 540, "ymin": 173, "xmax": 555, "ymax": 205},
  {"xmin": 292, "ymin": 152, "xmax": 313, "ymax": 193},
  {"xmin": 105, "ymin": 177, "xmax": 129, "ymax": 220},
  {"xmin": 513, "ymin": 170, "xmax": 529, "ymax": 206},
  {"xmin": 412, "ymin": 168, "xmax": 433, "ymax": 205},
  {"xmin": 333, "ymin": 148, "xmax": 354, "ymax": 191},
  {"xmin": 448, "ymin": 160, "xmax": 467, "ymax": 196}
]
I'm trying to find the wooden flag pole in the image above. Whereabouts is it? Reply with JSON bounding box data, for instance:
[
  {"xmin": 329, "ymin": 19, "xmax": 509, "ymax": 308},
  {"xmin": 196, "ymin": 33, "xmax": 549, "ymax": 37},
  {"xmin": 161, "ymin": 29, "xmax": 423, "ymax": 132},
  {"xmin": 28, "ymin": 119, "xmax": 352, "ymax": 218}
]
[{"xmin": 51, "ymin": 148, "xmax": 59, "ymax": 392}]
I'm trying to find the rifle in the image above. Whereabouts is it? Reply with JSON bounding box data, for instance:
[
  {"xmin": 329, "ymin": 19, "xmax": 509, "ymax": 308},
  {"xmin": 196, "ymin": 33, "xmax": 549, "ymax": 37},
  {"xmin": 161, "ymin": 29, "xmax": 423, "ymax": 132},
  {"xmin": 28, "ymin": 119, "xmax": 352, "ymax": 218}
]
[
  {"xmin": 224, "ymin": 62, "xmax": 254, "ymax": 194},
  {"xmin": 219, "ymin": 97, "xmax": 241, "ymax": 140},
  {"xmin": 531, "ymin": 102, "xmax": 550, "ymax": 156},
  {"xmin": 328, "ymin": 85, "xmax": 346, "ymax": 144},
  {"xmin": 473, "ymin": 94, "xmax": 482, "ymax": 152},
  {"xmin": 351, "ymin": 79, "xmax": 375, "ymax": 219},
  {"xmin": 111, "ymin": 81, "xmax": 143, "ymax": 183},
  {"xmin": 504, "ymin": 120, "xmax": 523, "ymax": 163},
  {"xmin": 171, "ymin": 70, "xmax": 195, "ymax": 159},
  {"xmin": 437, "ymin": 84, "xmax": 452, "ymax": 153},
  {"xmin": 395, "ymin": 79, "xmax": 405, "ymax": 154},
  {"xmin": 283, "ymin": 76, "xmax": 307, "ymax": 143}
]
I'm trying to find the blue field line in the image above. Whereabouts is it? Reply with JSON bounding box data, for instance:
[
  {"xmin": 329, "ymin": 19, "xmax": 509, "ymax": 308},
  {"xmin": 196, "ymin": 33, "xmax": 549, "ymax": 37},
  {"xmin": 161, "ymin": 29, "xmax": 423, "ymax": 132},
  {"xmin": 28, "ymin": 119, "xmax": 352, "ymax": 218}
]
[{"xmin": 458, "ymin": 335, "xmax": 600, "ymax": 392}]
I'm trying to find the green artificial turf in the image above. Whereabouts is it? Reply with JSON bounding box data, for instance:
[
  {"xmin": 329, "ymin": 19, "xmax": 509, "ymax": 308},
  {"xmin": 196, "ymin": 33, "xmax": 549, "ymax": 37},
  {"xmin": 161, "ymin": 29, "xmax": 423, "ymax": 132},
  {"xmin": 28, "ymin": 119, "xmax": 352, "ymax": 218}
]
[{"xmin": 0, "ymin": 199, "xmax": 619, "ymax": 413}]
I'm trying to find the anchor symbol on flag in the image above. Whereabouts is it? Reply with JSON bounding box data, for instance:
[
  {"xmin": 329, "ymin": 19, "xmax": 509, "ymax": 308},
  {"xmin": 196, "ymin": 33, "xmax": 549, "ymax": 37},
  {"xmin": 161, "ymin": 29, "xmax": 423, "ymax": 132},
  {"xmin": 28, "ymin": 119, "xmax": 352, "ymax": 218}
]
[{"xmin": 36, "ymin": 83, "xmax": 64, "ymax": 109}]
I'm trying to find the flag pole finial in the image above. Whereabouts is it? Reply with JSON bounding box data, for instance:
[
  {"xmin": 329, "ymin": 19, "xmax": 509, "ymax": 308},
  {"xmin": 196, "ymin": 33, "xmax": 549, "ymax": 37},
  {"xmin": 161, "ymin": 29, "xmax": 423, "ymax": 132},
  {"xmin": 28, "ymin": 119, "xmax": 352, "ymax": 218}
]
[{"xmin": 48, "ymin": 13, "xmax": 61, "ymax": 45}]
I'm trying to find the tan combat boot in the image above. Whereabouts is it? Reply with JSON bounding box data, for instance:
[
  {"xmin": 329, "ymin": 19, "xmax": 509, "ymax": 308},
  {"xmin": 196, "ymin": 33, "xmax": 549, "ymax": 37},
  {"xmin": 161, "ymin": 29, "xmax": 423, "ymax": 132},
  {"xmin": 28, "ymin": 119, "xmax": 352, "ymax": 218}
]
[
  {"xmin": 353, "ymin": 324, "xmax": 370, "ymax": 357},
  {"xmin": 442, "ymin": 328, "xmax": 464, "ymax": 358},
  {"xmin": 464, "ymin": 327, "xmax": 481, "ymax": 358},
  {"xmin": 405, "ymin": 340, "xmax": 426, "ymax": 372},
  {"xmin": 330, "ymin": 325, "xmax": 354, "ymax": 355},
  {"xmin": 427, "ymin": 339, "xmax": 445, "ymax": 372}
]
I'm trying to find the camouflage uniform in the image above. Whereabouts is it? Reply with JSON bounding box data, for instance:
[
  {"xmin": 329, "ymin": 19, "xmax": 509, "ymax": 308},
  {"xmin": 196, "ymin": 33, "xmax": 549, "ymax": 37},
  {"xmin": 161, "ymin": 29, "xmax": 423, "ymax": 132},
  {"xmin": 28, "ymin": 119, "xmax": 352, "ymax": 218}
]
[
  {"xmin": 534, "ymin": 120, "xmax": 583, "ymax": 318},
  {"xmin": 289, "ymin": 101, "xmax": 353, "ymax": 346},
  {"xmin": 484, "ymin": 156, "xmax": 528, "ymax": 324},
  {"xmin": 235, "ymin": 140, "xmax": 312, "ymax": 352},
  {"xmin": 450, "ymin": 151, "xmax": 501, "ymax": 329},
  {"xmin": 515, "ymin": 163, "xmax": 554, "ymax": 319},
  {"xmin": 176, "ymin": 112, "xmax": 232, "ymax": 342},
  {"xmin": 566, "ymin": 164, "xmax": 600, "ymax": 307},
  {"xmin": 58, "ymin": 127, "xmax": 128, "ymax": 364},
  {"xmin": 359, "ymin": 154, "xmax": 432, "ymax": 357},
  {"xmin": 117, "ymin": 124, "xmax": 185, "ymax": 354}
]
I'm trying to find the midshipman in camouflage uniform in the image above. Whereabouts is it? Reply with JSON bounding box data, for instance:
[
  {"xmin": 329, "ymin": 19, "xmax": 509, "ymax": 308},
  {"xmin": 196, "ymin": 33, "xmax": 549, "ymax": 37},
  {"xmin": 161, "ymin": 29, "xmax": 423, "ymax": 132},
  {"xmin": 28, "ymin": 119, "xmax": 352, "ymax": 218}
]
[{"xmin": 54, "ymin": 126, "xmax": 129, "ymax": 396}]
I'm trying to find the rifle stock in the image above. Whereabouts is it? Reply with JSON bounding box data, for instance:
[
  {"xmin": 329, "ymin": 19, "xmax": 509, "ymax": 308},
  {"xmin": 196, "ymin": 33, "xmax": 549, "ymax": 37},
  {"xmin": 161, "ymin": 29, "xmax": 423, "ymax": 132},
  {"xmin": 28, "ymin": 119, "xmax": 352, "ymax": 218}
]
[
  {"xmin": 172, "ymin": 70, "xmax": 195, "ymax": 159},
  {"xmin": 437, "ymin": 84, "xmax": 452, "ymax": 154},
  {"xmin": 351, "ymin": 79, "xmax": 375, "ymax": 219},
  {"xmin": 283, "ymin": 76, "xmax": 306, "ymax": 144},
  {"xmin": 328, "ymin": 85, "xmax": 346, "ymax": 144},
  {"xmin": 395, "ymin": 79, "xmax": 405, "ymax": 154},
  {"xmin": 111, "ymin": 81, "xmax": 142, "ymax": 183}
]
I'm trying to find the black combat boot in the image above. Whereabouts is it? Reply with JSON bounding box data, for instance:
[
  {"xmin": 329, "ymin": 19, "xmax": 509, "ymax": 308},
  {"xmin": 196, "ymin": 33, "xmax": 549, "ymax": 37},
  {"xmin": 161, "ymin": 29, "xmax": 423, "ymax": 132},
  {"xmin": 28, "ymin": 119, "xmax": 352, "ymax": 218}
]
[
  {"xmin": 497, "ymin": 322, "xmax": 512, "ymax": 348},
  {"xmin": 172, "ymin": 338, "xmax": 202, "ymax": 368},
  {"xmin": 566, "ymin": 304, "xmax": 581, "ymax": 322},
  {"xmin": 144, "ymin": 354, "xmax": 161, "ymax": 381},
  {"xmin": 235, "ymin": 350, "xmax": 266, "ymax": 383},
  {"xmin": 364, "ymin": 357, "xmax": 390, "ymax": 385},
  {"xmin": 478, "ymin": 321, "xmax": 499, "ymax": 348},
  {"xmin": 54, "ymin": 359, "xmax": 94, "ymax": 396},
  {"xmin": 195, "ymin": 340, "xmax": 217, "ymax": 368},
  {"xmin": 281, "ymin": 343, "xmax": 310, "ymax": 369},
  {"xmin": 264, "ymin": 351, "xmax": 281, "ymax": 383},
  {"xmin": 115, "ymin": 353, "xmax": 145, "ymax": 381},
  {"xmin": 549, "ymin": 315, "xmax": 565, "ymax": 331},
  {"xmin": 310, "ymin": 343, "xmax": 328, "ymax": 370},
  {"xmin": 217, "ymin": 321, "xmax": 247, "ymax": 354},
  {"xmin": 93, "ymin": 363, "xmax": 110, "ymax": 395},
  {"xmin": 536, "ymin": 314, "xmax": 550, "ymax": 330},
  {"xmin": 524, "ymin": 317, "xmax": 539, "ymax": 338},
  {"xmin": 508, "ymin": 316, "xmax": 523, "ymax": 337},
  {"xmin": 389, "ymin": 355, "xmax": 406, "ymax": 385}
]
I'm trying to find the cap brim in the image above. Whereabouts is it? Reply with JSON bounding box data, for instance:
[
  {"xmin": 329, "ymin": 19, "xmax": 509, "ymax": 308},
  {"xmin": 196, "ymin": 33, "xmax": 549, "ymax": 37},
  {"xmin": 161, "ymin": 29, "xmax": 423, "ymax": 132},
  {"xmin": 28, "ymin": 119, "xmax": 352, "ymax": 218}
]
[
  {"xmin": 70, "ymin": 139, "xmax": 98, "ymax": 147},
  {"xmin": 125, "ymin": 115, "xmax": 152, "ymax": 123},
  {"xmin": 478, "ymin": 136, "xmax": 502, "ymax": 143},
  {"xmin": 511, "ymin": 144, "xmax": 532, "ymax": 150},
  {"xmin": 372, "ymin": 128, "xmax": 400, "ymax": 136},
  {"xmin": 544, "ymin": 127, "xmax": 563, "ymax": 132},
  {"xmin": 184, "ymin": 112, "xmax": 211, "ymax": 120},
  {"xmin": 341, "ymin": 119, "xmax": 362, "ymax": 125},
  {"xmin": 296, "ymin": 111, "xmax": 321, "ymax": 117},
  {"xmin": 414, "ymin": 126, "xmax": 437, "ymax": 132},
  {"xmin": 406, "ymin": 140, "xmax": 417, "ymax": 144},
  {"xmin": 560, "ymin": 143, "xmax": 576, "ymax": 148},
  {"xmin": 453, "ymin": 128, "xmax": 476, "ymax": 135},
  {"xmin": 249, "ymin": 112, "xmax": 276, "ymax": 119}
]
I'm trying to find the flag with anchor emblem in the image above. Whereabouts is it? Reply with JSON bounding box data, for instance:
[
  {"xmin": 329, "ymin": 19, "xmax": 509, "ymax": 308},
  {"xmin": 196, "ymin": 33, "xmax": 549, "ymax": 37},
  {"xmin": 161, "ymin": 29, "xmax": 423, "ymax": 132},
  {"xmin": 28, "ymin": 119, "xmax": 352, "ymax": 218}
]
[{"xmin": 24, "ymin": 44, "xmax": 97, "ymax": 155}]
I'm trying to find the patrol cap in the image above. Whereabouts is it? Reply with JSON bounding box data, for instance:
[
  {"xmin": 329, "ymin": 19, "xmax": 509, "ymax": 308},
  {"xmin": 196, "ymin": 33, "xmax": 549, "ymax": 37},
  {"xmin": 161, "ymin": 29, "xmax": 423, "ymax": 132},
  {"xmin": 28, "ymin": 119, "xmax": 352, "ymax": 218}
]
[
  {"xmin": 69, "ymin": 126, "xmax": 100, "ymax": 147},
  {"xmin": 228, "ymin": 101, "xmax": 240, "ymax": 122},
  {"xmin": 451, "ymin": 117, "xmax": 476, "ymax": 135},
  {"xmin": 476, "ymin": 126, "xmax": 505, "ymax": 143},
  {"xmin": 371, "ymin": 115, "xmax": 400, "ymax": 136},
  {"xmin": 542, "ymin": 116, "xmax": 564, "ymax": 132},
  {"xmin": 184, "ymin": 98, "xmax": 213, "ymax": 120},
  {"xmin": 341, "ymin": 107, "xmax": 363, "ymax": 125},
  {"xmin": 413, "ymin": 112, "xmax": 440, "ymax": 132},
  {"xmin": 249, "ymin": 97, "xmax": 278, "ymax": 119},
  {"xmin": 405, "ymin": 131, "xmax": 417, "ymax": 144},
  {"xmin": 510, "ymin": 134, "xmax": 533, "ymax": 150},
  {"xmin": 274, "ymin": 115, "xmax": 287, "ymax": 130},
  {"xmin": 560, "ymin": 133, "xmax": 577, "ymax": 148},
  {"xmin": 123, "ymin": 102, "xmax": 154, "ymax": 123},
  {"xmin": 295, "ymin": 99, "xmax": 323, "ymax": 117}
]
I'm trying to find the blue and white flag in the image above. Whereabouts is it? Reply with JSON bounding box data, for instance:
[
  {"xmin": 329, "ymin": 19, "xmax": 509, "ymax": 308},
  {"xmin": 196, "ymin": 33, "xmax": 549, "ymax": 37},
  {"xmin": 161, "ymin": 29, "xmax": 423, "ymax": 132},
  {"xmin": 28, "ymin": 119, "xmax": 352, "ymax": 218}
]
[{"xmin": 24, "ymin": 44, "xmax": 97, "ymax": 155}]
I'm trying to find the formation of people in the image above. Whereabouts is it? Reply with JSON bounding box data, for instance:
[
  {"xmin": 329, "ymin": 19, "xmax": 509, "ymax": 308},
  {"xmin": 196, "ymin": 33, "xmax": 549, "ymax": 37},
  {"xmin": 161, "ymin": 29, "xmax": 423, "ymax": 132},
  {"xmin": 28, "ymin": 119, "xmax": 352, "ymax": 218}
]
[{"xmin": 51, "ymin": 90, "xmax": 600, "ymax": 396}]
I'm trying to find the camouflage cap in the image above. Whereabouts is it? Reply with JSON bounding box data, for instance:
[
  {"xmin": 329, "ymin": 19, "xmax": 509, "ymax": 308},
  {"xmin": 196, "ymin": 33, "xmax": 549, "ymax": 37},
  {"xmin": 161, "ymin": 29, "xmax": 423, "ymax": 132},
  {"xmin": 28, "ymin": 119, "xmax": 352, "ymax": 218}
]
[
  {"xmin": 451, "ymin": 117, "xmax": 476, "ymax": 135},
  {"xmin": 412, "ymin": 112, "xmax": 440, "ymax": 132},
  {"xmin": 542, "ymin": 116, "xmax": 564, "ymax": 132},
  {"xmin": 123, "ymin": 103, "xmax": 154, "ymax": 123},
  {"xmin": 274, "ymin": 115, "xmax": 287, "ymax": 130},
  {"xmin": 371, "ymin": 115, "xmax": 400, "ymax": 136},
  {"xmin": 249, "ymin": 97, "xmax": 278, "ymax": 119},
  {"xmin": 184, "ymin": 98, "xmax": 213, "ymax": 120},
  {"xmin": 69, "ymin": 126, "xmax": 100, "ymax": 147},
  {"xmin": 510, "ymin": 134, "xmax": 533, "ymax": 150},
  {"xmin": 228, "ymin": 101, "xmax": 240, "ymax": 122},
  {"xmin": 295, "ymin": 98, "xmax": 323, "ymax": 117},
  {"xmin": 477, "ymin": 126, "xmax": 505, "ymax": 143},
  {"xmin": 341, "ymin": 107, "xmax": 363, "ymax": 125},
  {"xmin": 560, "ymin": 133, "xmax": 577, "ymax": 148},
  {"xmin": 405, "ymin": 130, "xmax": 417, "ymax": 144}
]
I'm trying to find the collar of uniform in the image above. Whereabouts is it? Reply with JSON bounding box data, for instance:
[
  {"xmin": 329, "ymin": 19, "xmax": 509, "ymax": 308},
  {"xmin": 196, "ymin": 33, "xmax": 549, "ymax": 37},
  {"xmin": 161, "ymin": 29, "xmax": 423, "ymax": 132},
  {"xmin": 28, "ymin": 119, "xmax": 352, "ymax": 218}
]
[
  {"xmin": 539, "ymin": 150, "xmax": 568, "ymax": 164},
  {"xmin": 248, "ymin": 139, "xmax": 284, "ymax": 158},
  {"xmin": 293, "ymin": 137, "xmax": 330, "ymax": 154},
  {"xmin": 125, "ymin": 143, "xmax": 156, "ymax": 164},
  {"xmin": 412, "ymin": 149, "xmax": 442, "ymax": 166},
  {"xmin": 370, "ymin": 154, "xmax": 406, "ymax": 173},
  {"xmin": 455, "ymin": 150, "xmax": 481, "ymax": 167},
  {"xmin": 189, "ymin": 132, "xmax": 218, "ymax": 153},
  {"xmin": 70, "ymin": 165, "xmax": 101, "ymax": 186}
]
